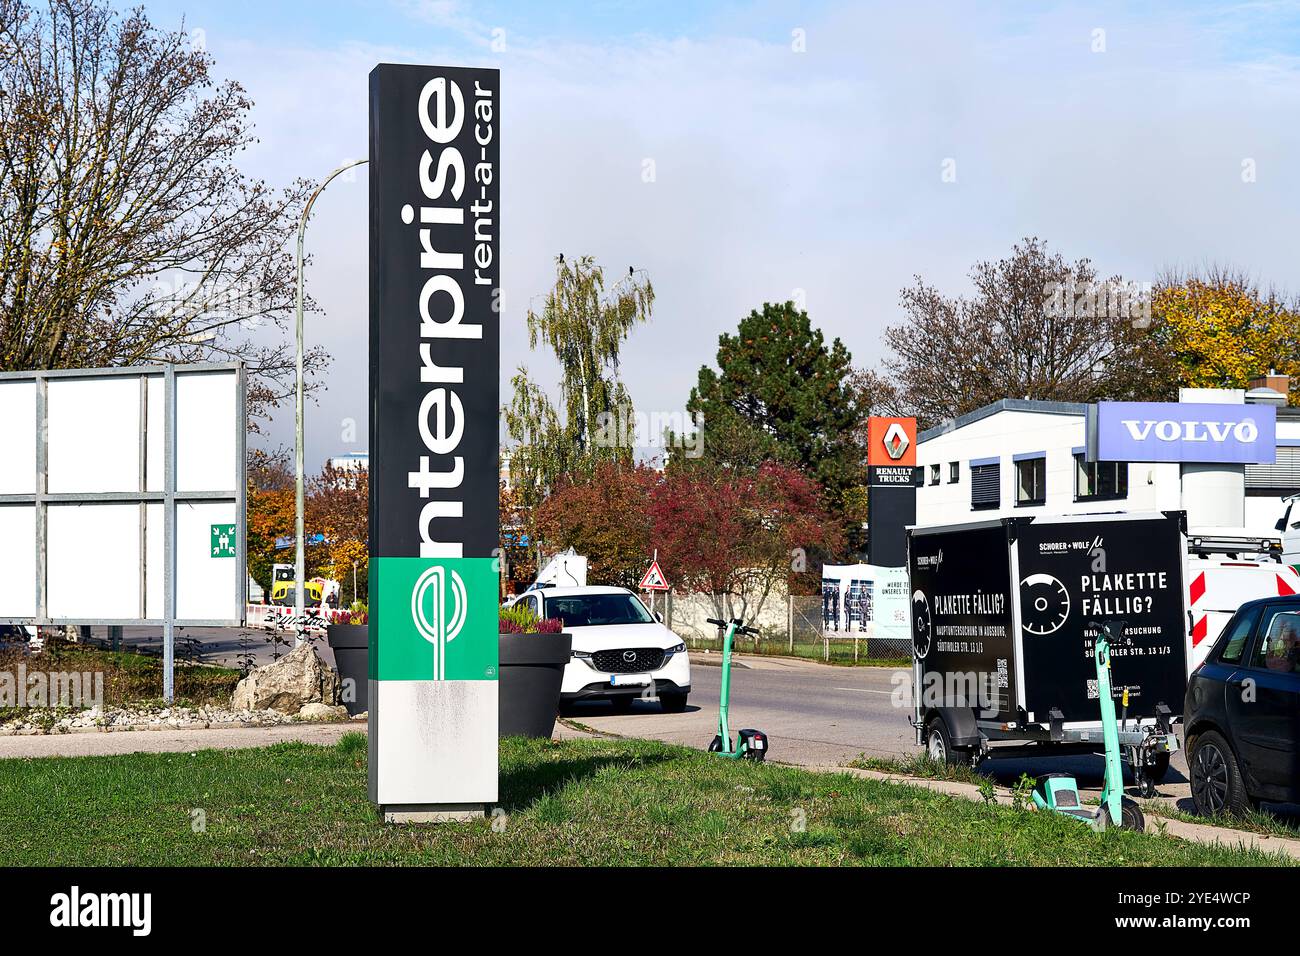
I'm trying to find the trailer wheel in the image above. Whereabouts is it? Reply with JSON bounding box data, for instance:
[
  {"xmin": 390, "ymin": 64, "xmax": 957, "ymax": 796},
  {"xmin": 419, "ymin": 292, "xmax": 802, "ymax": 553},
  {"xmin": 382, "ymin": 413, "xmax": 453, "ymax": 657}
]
[
  {"xmin": 1134, "ymin": 753, "xmax": 1170, "ymax": 798},
  {"xmin": 925, "ymin": 717, "xmax": 972, "ymax": 767}
]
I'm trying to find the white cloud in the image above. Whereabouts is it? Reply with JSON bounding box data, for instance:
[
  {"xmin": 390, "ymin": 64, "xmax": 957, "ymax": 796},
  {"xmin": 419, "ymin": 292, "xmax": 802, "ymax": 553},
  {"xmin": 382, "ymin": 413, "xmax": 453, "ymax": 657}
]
[{"xmin": 208, "ymin": 1, "xmax": 1300, "ymax": 465}]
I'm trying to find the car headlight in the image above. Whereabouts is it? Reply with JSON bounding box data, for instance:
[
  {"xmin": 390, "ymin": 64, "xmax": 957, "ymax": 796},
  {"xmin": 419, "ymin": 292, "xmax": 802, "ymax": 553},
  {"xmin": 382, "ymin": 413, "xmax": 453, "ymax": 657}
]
[
  {"xmin": 571, "ymin": 649, "xmax": 591, "ymax": 660},
  {"xmin": 663, "ymin": 642, "xmax": 686, "ymax": 658}
]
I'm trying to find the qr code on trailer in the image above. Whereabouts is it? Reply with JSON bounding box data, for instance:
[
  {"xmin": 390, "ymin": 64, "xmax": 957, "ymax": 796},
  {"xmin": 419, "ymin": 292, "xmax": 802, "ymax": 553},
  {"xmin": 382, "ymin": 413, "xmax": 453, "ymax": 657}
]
[
  {"xmin": 997, "ymin": 659, "xmax": 1008, "ymax": 688},
  {"xmin": 1086, "ymin": 679, "xmax": 1099, "ymax": 700}
]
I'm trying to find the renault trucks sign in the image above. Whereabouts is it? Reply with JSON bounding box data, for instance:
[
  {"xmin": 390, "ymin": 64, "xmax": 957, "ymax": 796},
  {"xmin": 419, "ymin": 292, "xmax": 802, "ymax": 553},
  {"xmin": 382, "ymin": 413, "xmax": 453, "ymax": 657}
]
[
  {"xmin": 368, "ymin": 63, "xmax": 499, "ymax": 820},
  {"xmin": 1090, "ymin": 402, "xmax": 1275, "ymax": 464}
]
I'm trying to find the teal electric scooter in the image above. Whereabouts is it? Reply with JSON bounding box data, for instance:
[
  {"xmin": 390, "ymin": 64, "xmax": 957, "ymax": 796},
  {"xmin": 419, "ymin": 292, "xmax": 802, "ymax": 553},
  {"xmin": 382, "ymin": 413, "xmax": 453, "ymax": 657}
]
[
  {"xmin": 1031, "ymin": 620, "xmax": 1146, "ymax": 832},
  {"xmin": 705, "ymin": 617, "xmax": 768, "ymax": 761}
]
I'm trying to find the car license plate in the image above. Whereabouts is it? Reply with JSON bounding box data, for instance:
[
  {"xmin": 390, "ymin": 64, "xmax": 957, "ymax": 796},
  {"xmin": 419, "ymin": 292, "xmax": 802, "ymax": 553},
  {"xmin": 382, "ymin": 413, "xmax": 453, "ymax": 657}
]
[{"xmin": 610, "ymin": 674, "xmax": 651, "ymax": 686}]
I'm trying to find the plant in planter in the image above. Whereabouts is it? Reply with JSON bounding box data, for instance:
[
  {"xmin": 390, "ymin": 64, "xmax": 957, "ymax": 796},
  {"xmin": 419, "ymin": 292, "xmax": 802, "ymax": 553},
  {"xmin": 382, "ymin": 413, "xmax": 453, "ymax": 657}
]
[
  {"xmin": 325, "ymin": 606, "xmax": 370, "ymax": 717},
  {"xmin": 498, "ymin": 603, "xmax": 572, "ymax": 739}
]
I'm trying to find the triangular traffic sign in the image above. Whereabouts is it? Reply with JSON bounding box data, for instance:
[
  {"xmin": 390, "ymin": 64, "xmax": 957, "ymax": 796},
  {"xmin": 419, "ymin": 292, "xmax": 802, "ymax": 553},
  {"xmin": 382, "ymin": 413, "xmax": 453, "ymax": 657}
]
[{"xmin": 639, "ymin": 559, "xmax": 670, "ymax": 591}]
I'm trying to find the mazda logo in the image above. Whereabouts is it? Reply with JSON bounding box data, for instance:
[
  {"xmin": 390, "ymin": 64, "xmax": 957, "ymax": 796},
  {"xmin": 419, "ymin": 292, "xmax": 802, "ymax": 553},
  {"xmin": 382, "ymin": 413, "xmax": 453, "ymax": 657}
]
[{"xmin": 622, "ymin": 650, "xmax": 638, "ymax": 663}]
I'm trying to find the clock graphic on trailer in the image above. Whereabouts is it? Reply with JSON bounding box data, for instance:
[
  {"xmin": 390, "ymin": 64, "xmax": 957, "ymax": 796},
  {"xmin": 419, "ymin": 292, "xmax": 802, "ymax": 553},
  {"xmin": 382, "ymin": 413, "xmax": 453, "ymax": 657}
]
[
  {"xmin": 912, "ymin": 590, "xmax": 933, "ymax": 659},
  {"xmin": 1020, "ymin": 573, "xmax": 1071, "ymax": 636}
]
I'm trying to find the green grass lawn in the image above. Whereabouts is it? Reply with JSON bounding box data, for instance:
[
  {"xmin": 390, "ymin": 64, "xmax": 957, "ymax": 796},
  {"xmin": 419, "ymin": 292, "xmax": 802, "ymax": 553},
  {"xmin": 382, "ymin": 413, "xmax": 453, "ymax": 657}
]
[
  {"xmin": 2, "ymin": 735, "xmax": 1289, "ymax": 866},
  {"xmin": 689, "ymin": 637, "xmax": 908, "ymax": 667}
]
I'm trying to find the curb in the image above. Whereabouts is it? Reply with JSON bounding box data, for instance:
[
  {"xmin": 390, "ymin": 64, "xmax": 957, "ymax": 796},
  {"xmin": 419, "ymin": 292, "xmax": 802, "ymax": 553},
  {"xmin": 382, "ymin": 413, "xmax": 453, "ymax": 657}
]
[
  {"xmin": 823, "ymin": 765, "xmax": 1300, "ymax": 861},
  {"xmin": 0, "ymin": 717, "xmax": 363, "ymax": 737}
]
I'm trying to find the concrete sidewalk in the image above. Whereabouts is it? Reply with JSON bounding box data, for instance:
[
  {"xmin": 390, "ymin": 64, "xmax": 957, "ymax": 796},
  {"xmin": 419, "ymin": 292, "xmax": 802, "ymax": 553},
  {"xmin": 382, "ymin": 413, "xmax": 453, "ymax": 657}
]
[{"xmin": 0, "ymin": 722, "xmax": 359, "ymax": 758}]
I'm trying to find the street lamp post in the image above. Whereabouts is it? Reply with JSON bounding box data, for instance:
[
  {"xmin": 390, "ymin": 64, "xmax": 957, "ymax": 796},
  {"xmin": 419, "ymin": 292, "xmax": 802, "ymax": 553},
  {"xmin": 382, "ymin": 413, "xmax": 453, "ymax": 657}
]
[{"xmin": 294, "ymin": 158, "xmax": 368, "ymax": 643}]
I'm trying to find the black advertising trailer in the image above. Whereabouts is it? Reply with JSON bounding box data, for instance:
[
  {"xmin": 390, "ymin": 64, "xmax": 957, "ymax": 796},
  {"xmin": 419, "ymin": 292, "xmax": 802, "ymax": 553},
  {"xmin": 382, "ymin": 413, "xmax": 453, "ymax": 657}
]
[{"xmin": 907, "ymin": 511, "xmax": 1187, "ymax": 793}]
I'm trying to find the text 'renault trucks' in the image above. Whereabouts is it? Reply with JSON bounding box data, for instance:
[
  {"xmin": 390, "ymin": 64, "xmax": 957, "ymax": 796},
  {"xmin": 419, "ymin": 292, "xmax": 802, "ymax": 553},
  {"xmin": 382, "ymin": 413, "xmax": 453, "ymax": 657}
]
[{"xmin": 907, "ymin": 511, "xmax": 1187, "ymax": 796}]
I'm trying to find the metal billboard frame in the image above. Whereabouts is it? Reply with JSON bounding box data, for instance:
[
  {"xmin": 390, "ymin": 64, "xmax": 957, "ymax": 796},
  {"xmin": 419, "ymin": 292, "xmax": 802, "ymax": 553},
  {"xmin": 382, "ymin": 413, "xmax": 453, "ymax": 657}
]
[{"xmin": 0, "ymin": 362, "xmax": 247, "ymax": 701}]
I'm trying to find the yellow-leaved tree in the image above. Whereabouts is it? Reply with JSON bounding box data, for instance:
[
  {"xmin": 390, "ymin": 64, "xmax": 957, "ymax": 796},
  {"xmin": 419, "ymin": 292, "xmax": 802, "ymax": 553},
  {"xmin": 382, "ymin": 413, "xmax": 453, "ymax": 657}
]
[{"xmin": 1152, "ymin": 272, "xmax": 1300, "ymax": 404}]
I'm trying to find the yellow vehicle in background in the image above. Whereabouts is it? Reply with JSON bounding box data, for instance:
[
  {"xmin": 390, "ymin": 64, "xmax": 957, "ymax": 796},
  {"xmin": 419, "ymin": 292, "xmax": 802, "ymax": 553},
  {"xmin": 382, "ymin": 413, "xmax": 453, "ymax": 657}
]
[{"xmin": 270, "ymin": 579, "xmax": 324, "ymax": 607}]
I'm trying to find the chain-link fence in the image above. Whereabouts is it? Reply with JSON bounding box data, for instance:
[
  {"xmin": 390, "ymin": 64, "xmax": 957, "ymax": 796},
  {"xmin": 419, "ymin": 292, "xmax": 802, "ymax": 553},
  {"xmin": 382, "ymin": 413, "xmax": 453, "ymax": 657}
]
[{"xmin": 668, "ymin": 592, "xmax": 912, "ymax": 665}]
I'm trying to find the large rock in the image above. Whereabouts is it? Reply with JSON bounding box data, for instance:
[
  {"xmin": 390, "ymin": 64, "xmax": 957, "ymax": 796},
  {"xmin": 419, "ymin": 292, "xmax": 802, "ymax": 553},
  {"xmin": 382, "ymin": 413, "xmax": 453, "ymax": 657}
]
[
  {"xmin": 297, "ymin": 702, "xmax": 349, "ymax": 721},
  {"xmin": 231, "ymin": 643, "xmax": 341, "ymax": 714}
]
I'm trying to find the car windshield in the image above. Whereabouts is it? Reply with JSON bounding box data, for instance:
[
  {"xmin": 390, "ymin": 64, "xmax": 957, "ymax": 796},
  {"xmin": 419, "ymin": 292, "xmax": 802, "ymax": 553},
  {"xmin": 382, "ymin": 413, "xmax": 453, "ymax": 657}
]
[{"xmin": 546, "ymin": 594, "xmax": 654, "ymax": 627}]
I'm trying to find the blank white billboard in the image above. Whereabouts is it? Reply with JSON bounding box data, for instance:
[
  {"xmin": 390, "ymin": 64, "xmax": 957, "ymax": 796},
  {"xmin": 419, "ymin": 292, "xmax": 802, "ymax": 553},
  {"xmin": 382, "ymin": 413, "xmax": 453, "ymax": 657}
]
[{"xmin": 0, "ymin": 364, "xmax": 245, "ymax": 626}]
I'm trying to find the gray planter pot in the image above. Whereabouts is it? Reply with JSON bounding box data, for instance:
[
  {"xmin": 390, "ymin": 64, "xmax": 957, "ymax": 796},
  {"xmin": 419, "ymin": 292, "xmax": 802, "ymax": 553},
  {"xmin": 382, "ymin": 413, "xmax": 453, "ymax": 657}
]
[
  {"xmin": 326, "ymin": 624, "xmax": 369, "ymax": 717},
  {"xmin": 499, "ymin": 632, "xmax": 572, "ymax": 739}
]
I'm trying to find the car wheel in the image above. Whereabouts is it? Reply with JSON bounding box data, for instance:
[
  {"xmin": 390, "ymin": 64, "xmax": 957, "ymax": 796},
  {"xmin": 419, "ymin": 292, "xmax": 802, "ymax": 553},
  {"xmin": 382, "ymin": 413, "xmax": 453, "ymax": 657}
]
[
  {"xmin": 1190, "ymin": 730, "xmax": 1251, "ymax": 817},
  {"xmin": 660, "ymin": 693, "xmax": 688, "ymax": 713},
  {"xmin": 925, "ymin": 716, "xmax": 972, "ymax": 768}
]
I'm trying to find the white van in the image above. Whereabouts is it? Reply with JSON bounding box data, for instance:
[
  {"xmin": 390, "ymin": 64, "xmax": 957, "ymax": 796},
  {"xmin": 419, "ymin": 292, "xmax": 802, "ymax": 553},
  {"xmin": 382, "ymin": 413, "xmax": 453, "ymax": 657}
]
[{"xmin": 1186, "ymin": 529, "xmax": 1300, "ymax": 670}]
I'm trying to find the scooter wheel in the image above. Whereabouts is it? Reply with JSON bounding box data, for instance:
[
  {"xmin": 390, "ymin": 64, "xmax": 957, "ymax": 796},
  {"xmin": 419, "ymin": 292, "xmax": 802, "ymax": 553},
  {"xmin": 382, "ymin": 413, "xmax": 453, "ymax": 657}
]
[
  {"xmin": 708, "ymin": 735, "xmax": 724, "ymax": 753},
  {"xmin": 743, "ymin": 749, "xmax": 766, "ymax": 762},
  {"xmin": 1119, "ymin": 797, "xmax": 1146, "ymax": 832}
]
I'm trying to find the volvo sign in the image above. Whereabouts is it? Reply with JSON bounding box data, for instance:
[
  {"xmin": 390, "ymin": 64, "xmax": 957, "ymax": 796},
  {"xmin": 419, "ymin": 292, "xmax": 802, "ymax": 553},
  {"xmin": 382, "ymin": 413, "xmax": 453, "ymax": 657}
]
[
  {"xmin": 1089, "ymin": 402, "xmax": 1276, "ymax": 464},
  {"xmin": 369, "ymin": 63, "xmax": 500, "ymax": 821}
]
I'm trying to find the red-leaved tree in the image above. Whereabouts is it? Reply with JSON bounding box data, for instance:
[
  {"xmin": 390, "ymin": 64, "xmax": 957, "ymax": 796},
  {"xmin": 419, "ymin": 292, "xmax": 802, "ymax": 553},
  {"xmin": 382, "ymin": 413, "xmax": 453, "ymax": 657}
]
[
  {"xmin": 534, "ymin": 460, "xmax": 658, "ymax": 590},
  {"xmin": 649, "ymin": 462, "xmax": 842, "ymax": 622}
]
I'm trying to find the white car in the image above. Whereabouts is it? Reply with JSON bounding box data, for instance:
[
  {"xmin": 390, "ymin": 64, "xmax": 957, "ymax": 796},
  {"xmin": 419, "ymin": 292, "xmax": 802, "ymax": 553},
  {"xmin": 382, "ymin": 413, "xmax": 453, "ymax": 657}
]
[{"xmin": 506, "ymin": 585, "xmax": 690, "ymax": 712}]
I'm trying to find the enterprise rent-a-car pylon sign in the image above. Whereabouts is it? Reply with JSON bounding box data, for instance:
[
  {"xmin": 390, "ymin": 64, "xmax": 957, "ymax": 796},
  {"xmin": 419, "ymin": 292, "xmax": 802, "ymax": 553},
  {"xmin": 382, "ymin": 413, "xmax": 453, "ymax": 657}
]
[{"xmin": 369, "ymin": 64, "xmax": 499, "ymax": 821}]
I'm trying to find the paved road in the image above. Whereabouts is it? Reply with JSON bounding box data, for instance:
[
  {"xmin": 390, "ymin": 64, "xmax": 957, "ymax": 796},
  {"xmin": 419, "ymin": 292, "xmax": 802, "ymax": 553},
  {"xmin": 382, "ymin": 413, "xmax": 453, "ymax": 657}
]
[
  {"xmin": 76, "ymin": 625, "xmax": 333, "ymax": 670},
  {"xmin": 568, "ymin": 653, "xmax": 1205, "ymax": 811}
]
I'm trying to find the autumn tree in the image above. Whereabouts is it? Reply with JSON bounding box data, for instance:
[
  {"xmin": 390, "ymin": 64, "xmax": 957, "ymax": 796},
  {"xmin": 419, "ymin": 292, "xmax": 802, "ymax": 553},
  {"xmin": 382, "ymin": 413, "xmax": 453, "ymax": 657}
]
[
  {"xmin": 499, "ymin": 477, "xmax": 538, "ymax": 595},
  {"xmin": 650, "ymin": 462, "xmax": 843, "ymax": 623},
  {"xmin": 503, "ymin": 255, "xmax": 654, "ymax": 510},
  {"xmin": 681, "ymin": 301, "xmax": 865, "ymax": 549},
  {"xmin": 1149, "ymin": 268, "xmax": 1300, "ymax": 403},
  {"xmin": 246, "ymin": 453, "xmax": 365, "ymax": 600},
  {"xmin": 865, "ymin": 238, "xmax": 1169, "ymax": 429},
  {"xmin": 306, "ymin": 463, "xmax": 369, "ymax": 604},
  {"xmin": 0, "ymin": 0, "xmax": 325, "ymax": 425},
  {"xmin": 245, "ymin": 449, "xmax": 295, "ymax": 593},
  {"xmin": 534, "ymin": 460, "xmax": 657, "ymax": 589}
]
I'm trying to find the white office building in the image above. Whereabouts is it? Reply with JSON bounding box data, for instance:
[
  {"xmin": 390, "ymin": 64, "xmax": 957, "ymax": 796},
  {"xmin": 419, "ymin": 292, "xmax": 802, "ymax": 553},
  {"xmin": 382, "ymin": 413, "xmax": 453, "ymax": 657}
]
[{"xmin": 915, "ymin": 378, "xmax": 1300, "ymax": 537}]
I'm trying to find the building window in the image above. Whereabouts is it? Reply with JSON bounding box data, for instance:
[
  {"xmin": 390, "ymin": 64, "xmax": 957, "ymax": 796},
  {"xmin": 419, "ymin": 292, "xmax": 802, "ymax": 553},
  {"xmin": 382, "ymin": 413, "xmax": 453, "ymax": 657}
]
[
  {"xmin": 970, "ymin": 461, "xmax": 1000, "ymax": 510},
  {"xmin": 948, "ymin": 462, "xmax": 959, "ymax": 483},
  {"xmin": 1015, "ymin": 456, "xmax": 1046, "ymax": 506},
  {"xmin": 929, "ymin": 463, "xmax": 940, "ymax": 486},
  {"xmin": 1246, "ymin": 446, "xmax": 1300, "ymax": 496},
  {"xmin": 1075, "ymin": 454, "xmax": 1128, "ymax": 500}
]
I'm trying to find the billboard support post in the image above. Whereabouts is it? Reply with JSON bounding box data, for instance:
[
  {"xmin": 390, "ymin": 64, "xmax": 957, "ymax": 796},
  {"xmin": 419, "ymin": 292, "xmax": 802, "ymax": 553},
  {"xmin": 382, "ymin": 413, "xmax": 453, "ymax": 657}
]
[{"xmin": 163, "ymin": 364, "xmax": 177, "ymax": 702}]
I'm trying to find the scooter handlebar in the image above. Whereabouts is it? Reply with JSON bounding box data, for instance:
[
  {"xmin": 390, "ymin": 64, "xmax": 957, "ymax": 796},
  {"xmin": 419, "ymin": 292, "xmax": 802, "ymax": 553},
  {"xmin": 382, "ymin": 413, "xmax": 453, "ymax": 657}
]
[{"xmin": 705, "ymin": 617, "xmax": 760, "ymax": 637}]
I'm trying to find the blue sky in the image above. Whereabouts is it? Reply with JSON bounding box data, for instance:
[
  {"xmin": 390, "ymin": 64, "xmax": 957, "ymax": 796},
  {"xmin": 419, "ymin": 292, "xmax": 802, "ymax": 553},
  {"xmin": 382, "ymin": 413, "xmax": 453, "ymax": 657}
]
[{"xmin": 121, "ymin": 1, "xmax": 1300, "ymax": 466}]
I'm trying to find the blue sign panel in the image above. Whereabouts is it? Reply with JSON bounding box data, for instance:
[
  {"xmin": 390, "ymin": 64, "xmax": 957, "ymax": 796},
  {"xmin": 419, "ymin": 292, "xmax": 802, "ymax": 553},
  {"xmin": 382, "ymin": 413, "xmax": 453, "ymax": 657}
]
[{"xmin": 1093, "ymin": 402, "xmax": 1276, "ymax": 464}]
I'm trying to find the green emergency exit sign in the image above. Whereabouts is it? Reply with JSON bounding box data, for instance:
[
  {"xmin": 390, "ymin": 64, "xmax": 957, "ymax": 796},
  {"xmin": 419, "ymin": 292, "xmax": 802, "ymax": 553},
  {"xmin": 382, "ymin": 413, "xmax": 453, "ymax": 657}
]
[{"xmin": 210, "ymin": 524, "xmax": 237, "ymax": 558}]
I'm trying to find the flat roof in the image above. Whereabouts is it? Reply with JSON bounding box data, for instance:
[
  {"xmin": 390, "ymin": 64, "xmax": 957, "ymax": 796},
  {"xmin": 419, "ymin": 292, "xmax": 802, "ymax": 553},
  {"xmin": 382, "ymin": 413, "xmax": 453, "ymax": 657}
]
[{"xmin": 918, "ymin": 399, "xmax": 1088, "ymax": 443}]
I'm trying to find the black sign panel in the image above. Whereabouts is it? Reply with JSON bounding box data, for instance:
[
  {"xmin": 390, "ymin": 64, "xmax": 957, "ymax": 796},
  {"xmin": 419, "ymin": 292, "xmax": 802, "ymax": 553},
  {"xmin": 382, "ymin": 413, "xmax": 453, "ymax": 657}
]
[
  {"xmin": 369, "ymin": 65, "xmax": 500, "ymax": 561},
  {"xmin": 1015, "ymin": 513, "xmax": 1186, "ymax": 723},
  {"xmin": 867, "ymin": 481, "xmax": 916, "ymax": 567},
  {"xmin": 908, "ymin": 523, "xmax": 1016, "ymax": 721}
]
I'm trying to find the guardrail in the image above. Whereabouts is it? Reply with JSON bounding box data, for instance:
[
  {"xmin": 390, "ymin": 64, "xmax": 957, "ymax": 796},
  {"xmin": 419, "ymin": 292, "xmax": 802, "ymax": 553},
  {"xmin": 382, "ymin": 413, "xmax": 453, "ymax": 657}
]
[{"xmin": 245, "ymin": 604, "xmax": 350, "ymax": 633}]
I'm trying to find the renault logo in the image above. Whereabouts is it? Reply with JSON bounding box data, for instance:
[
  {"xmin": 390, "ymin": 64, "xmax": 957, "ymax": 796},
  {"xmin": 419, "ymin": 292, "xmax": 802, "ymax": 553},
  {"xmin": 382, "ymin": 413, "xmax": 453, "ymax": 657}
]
[
  {"xmin": 412, "ymin": 566, "xmax": 467, "ymax": 681},
  {"xmin": 882, "ymin": 421, "xmax": 910, "ymax": 460}
]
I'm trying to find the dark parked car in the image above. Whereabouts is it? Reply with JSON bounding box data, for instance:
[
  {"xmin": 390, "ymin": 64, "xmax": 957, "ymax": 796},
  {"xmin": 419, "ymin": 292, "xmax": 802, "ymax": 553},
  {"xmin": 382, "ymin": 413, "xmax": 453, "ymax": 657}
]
[{"xmin": 1184, "ymin": 596, "xmax": 1300, "ymax": 816}]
